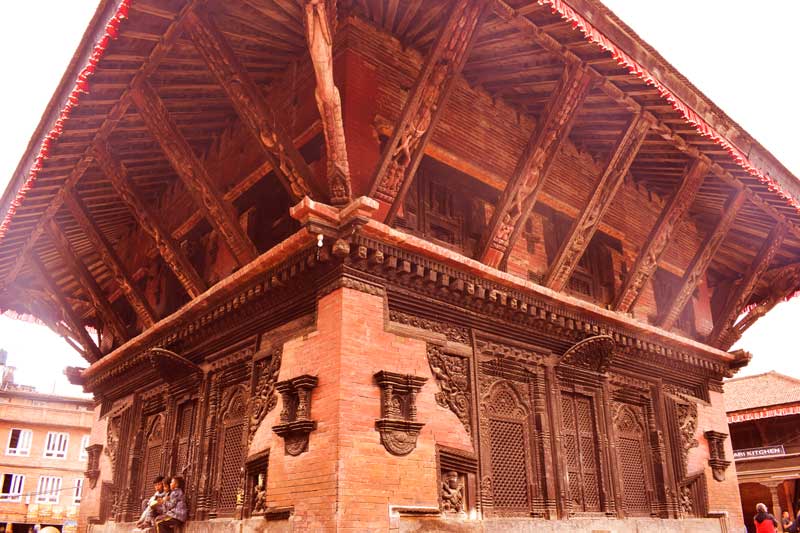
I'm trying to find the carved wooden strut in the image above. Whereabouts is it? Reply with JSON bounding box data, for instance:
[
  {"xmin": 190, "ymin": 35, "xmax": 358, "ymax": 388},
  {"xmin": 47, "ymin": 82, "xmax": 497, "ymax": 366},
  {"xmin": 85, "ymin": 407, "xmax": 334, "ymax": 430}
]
[
  {"xmin": 658, "ymin": 189, "xmax": 747, "ymax": 330},
  {"xmin": 477, "ymin": 63, "xmax": 594, "ymax": 268},
  {"xmin": 544, "ymin": 114, "xmax": 651, "ymax": 291},
  {"xmin": 186, "ymin": 11, "xmax": 317, "ymax": 202},
  {"xmin": 303, "ymin": 0, "xmax": 352, "ymax": 205},
  {"xmin": 63, "ymin": 189, "xmax": 157, "ymax": 328},
  {"xmin": 614, "ymin": 159, "xmax": 709, "ymax": 312},
  {"xmin": 94, "ymin": 142, "xmax": 206, "ymax": 299},
  {"xmin": 46, "ymin": 220, "xmax": 129, "ymax": 345},
  {"xmin": 368, "ymin": 0, "xmax": 487, "ymax": 223},
  {"xmin": 130, "ymin": 79, "xmax": 258, "ymax": 267},
  {"xmin": 707, "ymin": 223, "xmax": 786, "ymax": 347}
]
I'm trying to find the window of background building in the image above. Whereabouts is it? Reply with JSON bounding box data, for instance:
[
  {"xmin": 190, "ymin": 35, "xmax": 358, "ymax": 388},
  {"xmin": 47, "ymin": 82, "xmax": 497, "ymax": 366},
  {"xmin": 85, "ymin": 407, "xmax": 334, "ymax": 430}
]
[
  {"xmin": 73, "ymin": 478, "xmax": 83, "ymax": 504},
  {"xmin": 43, "ymin": 432, "xmax": 69, "ymax": 459},
  {"xmin": 79, "ymin": 435, "xmax": 90, "ymax": 460},
  {"xmin": 36, "ymin": 476, "xmax": 61, "ymax": 503},
  {"xmin": 0, "ymin": 474, "xmax": 25, "ymax": 502},
  {"xmin": 6, "ymin": 428, "xmax": 32, "ymax": 456}
]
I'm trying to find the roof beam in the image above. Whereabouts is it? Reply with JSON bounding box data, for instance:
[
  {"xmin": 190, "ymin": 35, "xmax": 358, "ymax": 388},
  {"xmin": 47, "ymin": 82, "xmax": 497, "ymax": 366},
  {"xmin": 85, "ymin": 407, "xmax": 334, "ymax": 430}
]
[
  {"xmin": 368, "ymin": 0, "xmax": 487, "ymax": 223},
  {"xmin": 0, "ymin": 1, "xmax": 198, "ymax": 291},
  {"xmin": 707, "ymin": 222, "xmax": 787, "ymax": 348},
  {"xmin": 614, "ymin": 158, "xmax": 709, "ymax": 312},
  {"xmin": 185, "ymin": 11, "xmax": 317, "ymax": 202},
  {"xmin": 130, "ymin": 79, "xmax": 258, "ymax": 267},
  {"xmin": 303, "ymin": 0, "xmax": 352, "ymax": 205},
  {"xmin": 63, "ymin": 189, "xmax": 157, "ymax": 328},
  {"xmin": 46, "ymin": 219, "xmax": 129, "ymax": 345},
  {"xmin": 543, "ymin": 113, "xmax": 651, "ymax": 291},
  {"xmin": 94, "ymin": 141, "xmax": 206, "ymax": 298},
  {"xmin": 476, "ymin": 63, "xmax": 593, "ymax": 268},
  {"xmin": 658, "ymin": 188, "xmax": 747, "ymax": 330},
  {"xmin": 29, "ymin": 253, "xmax": 101, "ymax": 363}
]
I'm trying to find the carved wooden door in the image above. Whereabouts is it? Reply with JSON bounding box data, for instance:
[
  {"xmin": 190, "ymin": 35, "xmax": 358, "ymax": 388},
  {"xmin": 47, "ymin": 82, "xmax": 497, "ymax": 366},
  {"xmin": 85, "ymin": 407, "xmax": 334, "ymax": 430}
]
[
  {"xmin": 140, "ymin": 414, "xmax": 165, "ymax": 501},
  {"xmin": 560, "ymin": 391, "xmax": 601, "ymax": 513},
  {"xmin": 173, "ymin": 401, "xmax": 195, "ymax": 477},
  {"xmin": 613, "ymin": 403, "xmax": 653, "ymax": 516},
  {"xmin": 216, "ymin": 386, "xmax": 247, "ymax": 515}
]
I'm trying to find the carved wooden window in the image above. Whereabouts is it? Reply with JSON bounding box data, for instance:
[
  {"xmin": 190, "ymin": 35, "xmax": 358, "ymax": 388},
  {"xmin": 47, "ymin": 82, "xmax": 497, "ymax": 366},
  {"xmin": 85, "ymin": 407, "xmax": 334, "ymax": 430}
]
[
  {"xmin": 485, "ymin": 381, "xmax": 531, "ymax": 515},
  {"xmin": 173, "ymin": 401, "xmax": 195, "ymax": 477},
  {"xmin": 140, "ymin": 414, "xmax": 164, "ymax": 501},
  {"xmin": 560, "ymin": 391, "xmax": 601, "ymax": 513},
  {"xmin": 217, "ymin": 386, "xmax": 247, "ymax": 515},
  {"xmin": 613, "ymin": 403, "xmax": 652, "ymax": 516}
]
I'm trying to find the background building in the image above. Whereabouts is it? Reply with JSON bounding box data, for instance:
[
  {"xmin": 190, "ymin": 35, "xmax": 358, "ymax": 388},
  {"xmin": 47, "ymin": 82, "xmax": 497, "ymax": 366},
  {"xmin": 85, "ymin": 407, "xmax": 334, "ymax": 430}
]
[
  {"xmin": 726, "ymin": 371, "xmax": 800, "ymax": 532},
  {"xmin": 0, "ymin": 353, "xmax": 93, "ymax": 533}
]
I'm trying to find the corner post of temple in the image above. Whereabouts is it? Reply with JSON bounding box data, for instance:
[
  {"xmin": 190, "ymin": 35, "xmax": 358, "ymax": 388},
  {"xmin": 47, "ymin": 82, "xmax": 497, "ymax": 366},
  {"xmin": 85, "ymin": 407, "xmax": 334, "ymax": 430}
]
[
  {"xmin": 543, "ymin": 113, "xmax": 651, "ymax": 291},
  {"xmin": 477, "ymin": 62, "xmax": 594, "ymax": 269},
  {"xmin": 658, "ymin": 188, "xmax": 747, "ymax": 330},
  {"xmin": 368, "ymin": 0, "xmax": 489, "ymax": 223},
  {"xmin": 650, "ymin": 381, "xmax": 681, "ymax": 518},
  {"xmin": 302, "ymin": 0, "xmax": 352, "ymax": 206}
]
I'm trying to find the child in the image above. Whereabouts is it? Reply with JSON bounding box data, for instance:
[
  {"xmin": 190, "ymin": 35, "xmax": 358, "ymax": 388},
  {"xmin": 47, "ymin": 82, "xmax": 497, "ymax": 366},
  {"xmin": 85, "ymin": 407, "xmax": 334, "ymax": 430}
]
[
  {"xmin": 136, "ymin": 476, "xmax": 167, "ymax": 529},
  {"xmin": 155, "ymin": 476, "xmax": 188, "ymax": 533}
]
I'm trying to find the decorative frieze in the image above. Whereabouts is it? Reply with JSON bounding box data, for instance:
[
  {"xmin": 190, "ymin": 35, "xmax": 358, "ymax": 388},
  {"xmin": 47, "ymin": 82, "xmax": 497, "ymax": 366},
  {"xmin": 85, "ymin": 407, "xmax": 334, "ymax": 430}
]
[
  {"xmin": 374, "ymin": 371, "xmax": 427, "ymax": 456},
  {"xmin": 272, "ymin": 375, "xmax": 319, "ymax": 456}
]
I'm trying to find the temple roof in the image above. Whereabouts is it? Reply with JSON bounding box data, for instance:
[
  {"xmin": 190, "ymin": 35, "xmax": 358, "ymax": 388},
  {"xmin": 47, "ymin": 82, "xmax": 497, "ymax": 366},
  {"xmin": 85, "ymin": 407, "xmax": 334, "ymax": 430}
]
[
  {"xmin": 1, "ymin": 0, "xmax": 798, "ymax": 362},
  {"xmin": 725, "ymin": 371, "xmax": 800, "ymax": 413}
]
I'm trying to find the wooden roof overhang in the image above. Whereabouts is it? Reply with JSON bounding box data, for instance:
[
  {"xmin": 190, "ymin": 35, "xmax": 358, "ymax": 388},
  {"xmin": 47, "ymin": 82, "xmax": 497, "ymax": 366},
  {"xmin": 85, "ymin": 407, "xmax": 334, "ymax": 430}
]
[{"xmin": 0, "ymin": 0, "xmax": 798, "ymax": 365}]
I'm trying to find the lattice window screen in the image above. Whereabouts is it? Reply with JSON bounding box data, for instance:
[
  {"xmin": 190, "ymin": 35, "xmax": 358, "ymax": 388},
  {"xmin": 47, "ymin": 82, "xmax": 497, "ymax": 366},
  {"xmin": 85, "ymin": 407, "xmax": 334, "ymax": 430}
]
[
  {"xmin": 615, "ymin": 403, "xmax": 651, "ymax": 516},
  {"xmin": 141, "ymin": 415, "xmax": 164, "ymax": 501},
  {"xmin": 218, "ymin": 390, "xmax": 246, "ymax": 515},
  {"xmin": 560, "ymin": 392, "xmax": 601, "ymax": 513},
  {"xmin": 489, "ymin": 418, "xmax": 530, "ymax": 511}
]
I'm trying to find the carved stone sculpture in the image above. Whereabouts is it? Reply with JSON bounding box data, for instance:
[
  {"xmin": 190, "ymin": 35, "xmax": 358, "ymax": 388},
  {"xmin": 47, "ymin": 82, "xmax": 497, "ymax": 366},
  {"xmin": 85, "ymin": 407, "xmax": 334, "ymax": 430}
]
[
  {"xmin": 85, "ymin": 444, "xmax": 103, "ymax": 489},
  {"xmin": 441, "ymin": 471, "xmax": 465, "ymax": 513},
  {"xmin": 704, "ymin": 430, "xmax": 731, "ymax": 482},
  {"xmin": 374, "ymin": 371, "xmax": 427, "ymax": 456}
]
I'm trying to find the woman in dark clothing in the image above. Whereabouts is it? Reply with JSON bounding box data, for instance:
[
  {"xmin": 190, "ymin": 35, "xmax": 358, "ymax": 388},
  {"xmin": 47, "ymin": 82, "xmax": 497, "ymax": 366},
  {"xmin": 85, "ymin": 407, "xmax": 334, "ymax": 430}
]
[
  {"xmin": 155, "ymin": 476, "xmax": 188, "ymax": 533},
  {"xmin": 754, "ymin": 502, "xmax": 779, "ymax": 533}
]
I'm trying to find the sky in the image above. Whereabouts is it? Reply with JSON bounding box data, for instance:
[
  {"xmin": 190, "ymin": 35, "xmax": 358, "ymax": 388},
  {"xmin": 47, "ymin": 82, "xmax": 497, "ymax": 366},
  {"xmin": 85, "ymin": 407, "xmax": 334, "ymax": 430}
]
[{"xmin": 0, "ymin": 1, "xmax": 797, "ymax": 395}]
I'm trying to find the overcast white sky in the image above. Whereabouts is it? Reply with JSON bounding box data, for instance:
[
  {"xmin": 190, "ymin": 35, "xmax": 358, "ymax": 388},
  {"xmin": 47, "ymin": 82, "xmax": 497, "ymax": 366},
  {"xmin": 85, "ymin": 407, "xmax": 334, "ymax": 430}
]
[{"xmin": 0, "ymin": 1, "xmax": 797, "ymax": 395}]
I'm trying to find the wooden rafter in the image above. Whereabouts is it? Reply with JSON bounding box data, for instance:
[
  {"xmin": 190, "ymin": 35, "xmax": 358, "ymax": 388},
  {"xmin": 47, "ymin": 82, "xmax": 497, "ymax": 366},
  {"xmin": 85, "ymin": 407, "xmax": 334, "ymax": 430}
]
[
  {"xmin": 614, "ymin": 159, "xmax": 709, "ymax": 312},
  {"xmin": 368, "ymin": 0, "xmax": 487, "ymax": 223},
  {"xmin": 707, "ymin": 223, "xmax": 787, "ymax": 347},
  {"xmin": 0, "ymin": 1, "xmax": 199, "ymax": 291},
  {"xmin": 303, "ymin": 0, "xmax": 352, "ymax": 205},
  {"xmin": 63, "ymin": 189, "xmax": 157, "ymax": 328},
  {"xmin": 658, "ymin": 189, "xmax": 747, "ymax": 330},
  {"xmin": 94, "ymin": 141, "xmax": 206, "ymax": 298},
  {"xmin": 29, "ymin": 253, "xmax": 101, "ymax": 363},
  {"xmin": 476, "ymin": 63, "xmax": 594, "ymax": 268},
  {"xmin": 130, "ymin": 79, "xmax": 258, "ymax": 267},
  {"xmin": 46, "ymin": 219, "xmax": 129, "ymax": 345},
  {"xmin": 543, "ymin": 114, "xmax": 651, "ymax": 292},
  {"xmin": 185, "ymin": 11, "xmax": 317, "ymax": 202}
]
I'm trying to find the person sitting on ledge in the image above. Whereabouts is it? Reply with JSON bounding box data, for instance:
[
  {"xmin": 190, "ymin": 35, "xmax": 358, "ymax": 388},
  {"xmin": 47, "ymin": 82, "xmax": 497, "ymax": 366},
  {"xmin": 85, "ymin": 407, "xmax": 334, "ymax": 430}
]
[
  {"xmin": 136, "ymin": 475, "xmax": 167, "ymax": 529},
  {"xmin": 155, "ymin": 476, "xmax": 188, "ymax": 533}
]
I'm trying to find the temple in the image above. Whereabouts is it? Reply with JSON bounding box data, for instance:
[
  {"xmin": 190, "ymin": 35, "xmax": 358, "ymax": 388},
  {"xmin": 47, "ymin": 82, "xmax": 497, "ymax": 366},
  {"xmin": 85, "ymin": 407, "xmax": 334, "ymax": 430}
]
[{"xmin": 1, "ymin": 0, "xmax": 799, "ymax": 531}]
